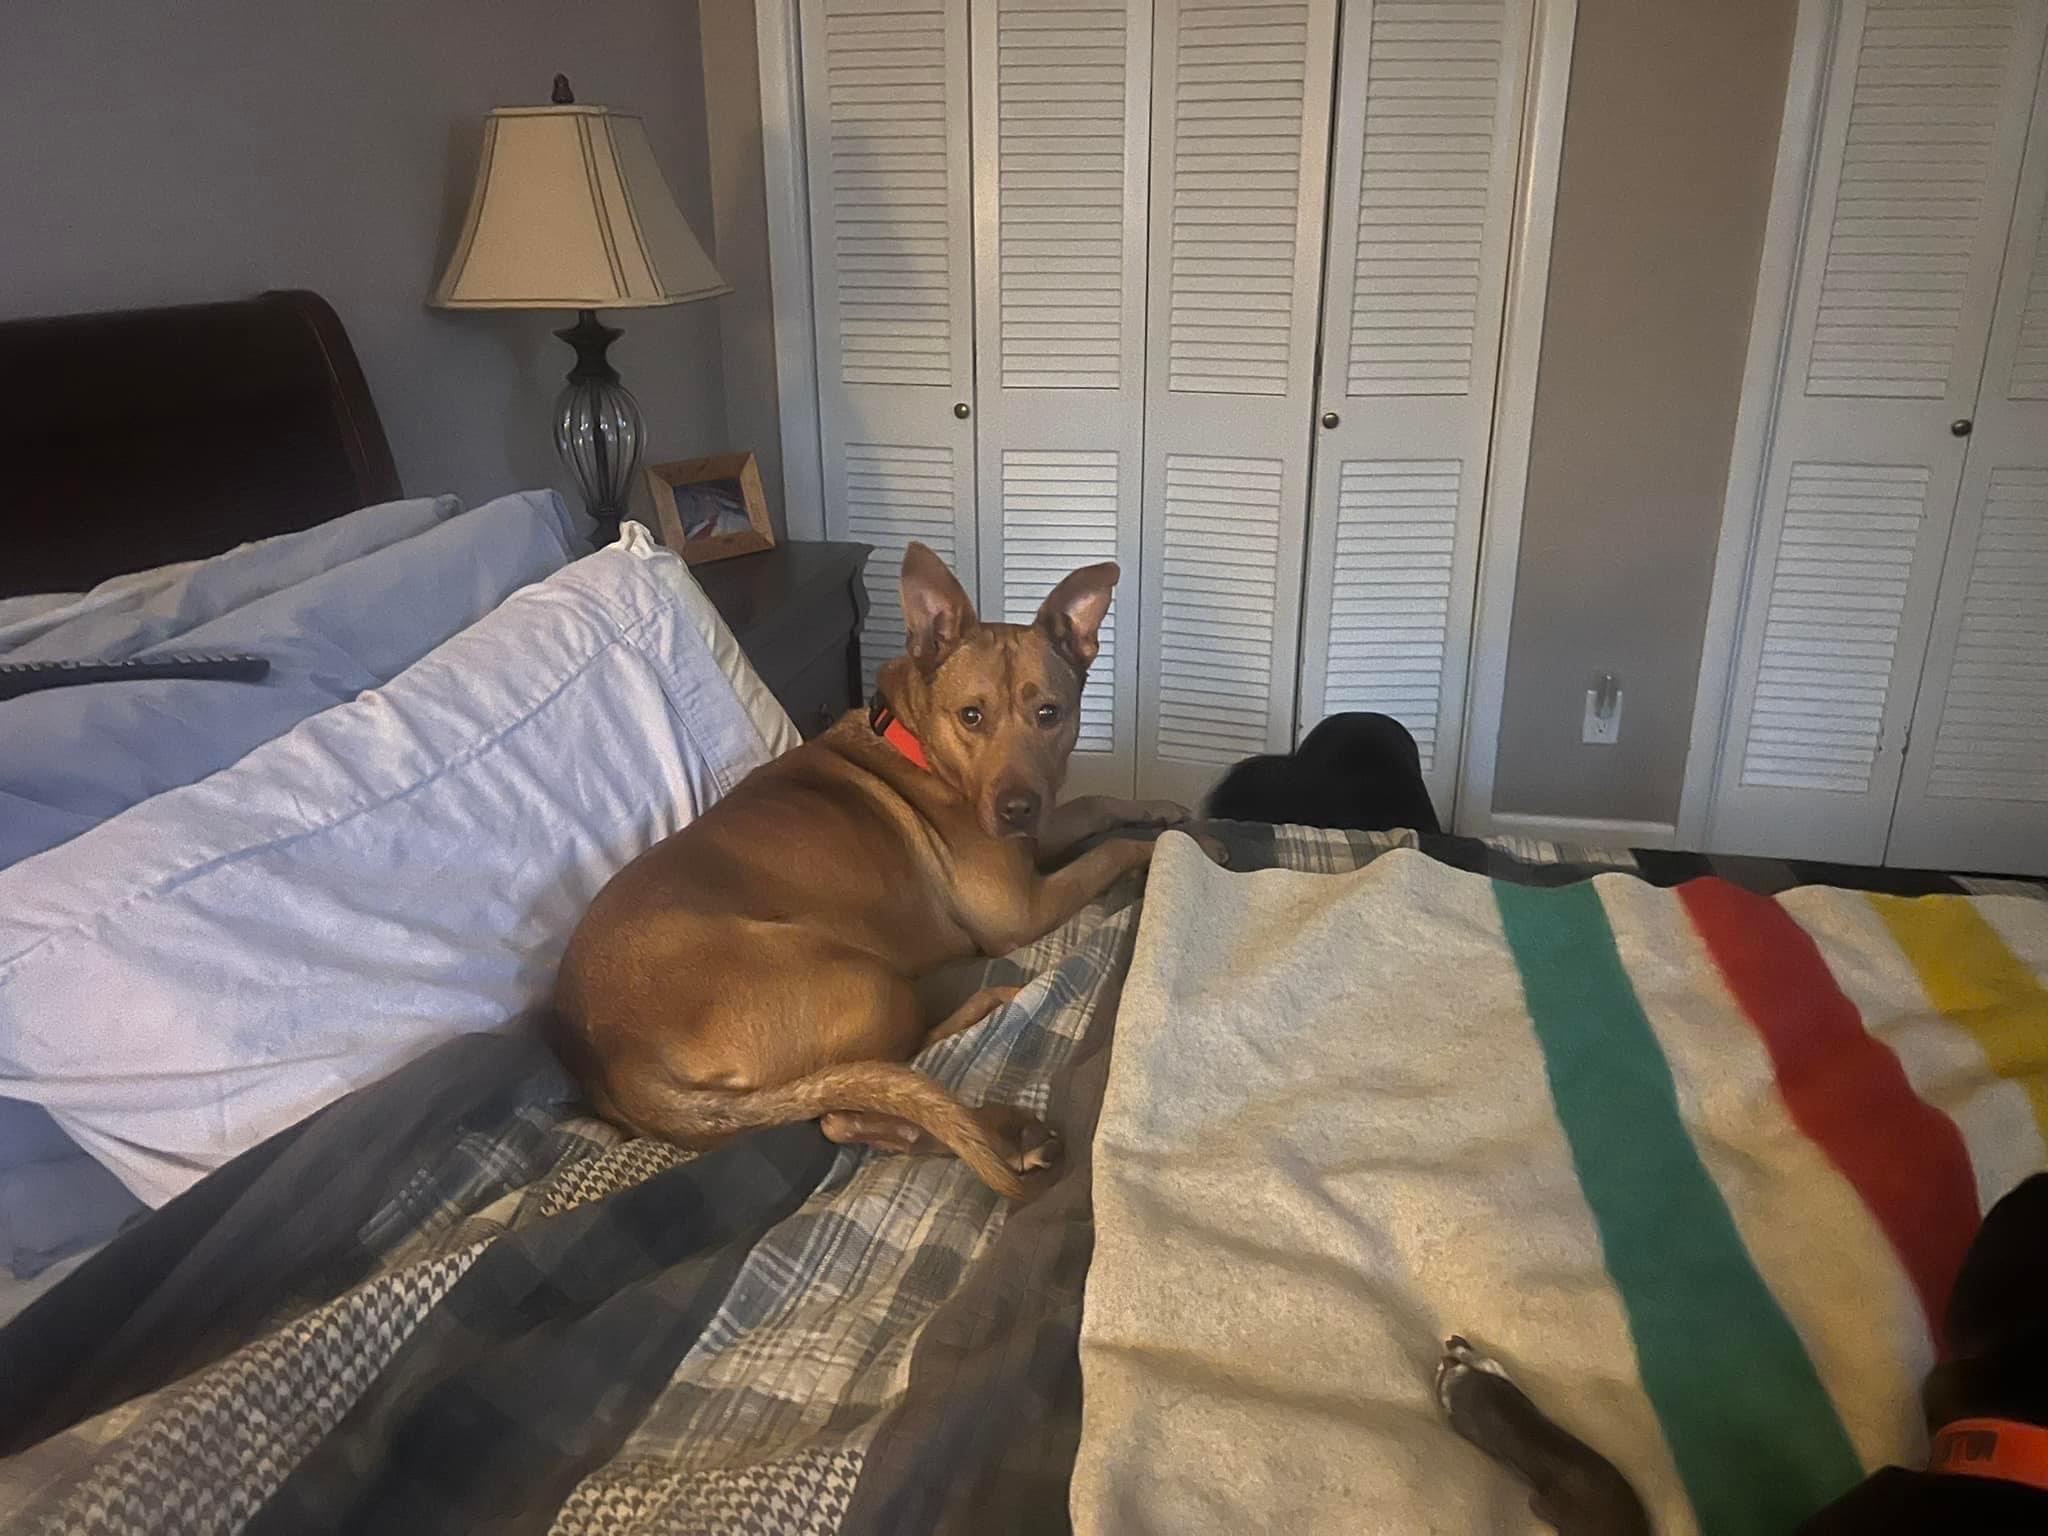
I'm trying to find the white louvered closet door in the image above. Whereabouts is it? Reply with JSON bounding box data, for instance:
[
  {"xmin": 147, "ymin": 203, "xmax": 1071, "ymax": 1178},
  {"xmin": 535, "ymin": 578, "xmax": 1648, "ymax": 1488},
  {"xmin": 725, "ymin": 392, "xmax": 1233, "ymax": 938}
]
[
  {"xmin": 1135, "ymin": 0, "xmax": 1342, "ymax": 804},
  {"xmin": 1888, "ymin": 29, "xmax": 2048, "ymax": 876},
  {"xmin": 1707, "ymin": 0, "xmax": 2045, "ymax": 864},
  {"xmin": 801, "ymin": 0, "xmax": 978, "ymax": 692},
  {"xmin": 1296, "ymin": 0, "xmax": 1535, "ymax": 824},
  {"xmin": 971, "ymin": 0, "xmax": 1153, "ymax": 798}
]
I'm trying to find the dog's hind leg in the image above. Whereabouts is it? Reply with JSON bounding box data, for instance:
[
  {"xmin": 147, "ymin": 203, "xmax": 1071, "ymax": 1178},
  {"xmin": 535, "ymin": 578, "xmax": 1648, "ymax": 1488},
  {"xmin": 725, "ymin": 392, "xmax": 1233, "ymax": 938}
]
[
  {"xmin": 820, "ymin": 985, "xmax": 1028, "ymax": 1156},
  {"xmin": 923, "ymin": 985, "xmax": 1022, "ymax": 1046},
  {"xmin": 609, "ymin": 1057, "xmax": 1056, "ymax": 1200}
]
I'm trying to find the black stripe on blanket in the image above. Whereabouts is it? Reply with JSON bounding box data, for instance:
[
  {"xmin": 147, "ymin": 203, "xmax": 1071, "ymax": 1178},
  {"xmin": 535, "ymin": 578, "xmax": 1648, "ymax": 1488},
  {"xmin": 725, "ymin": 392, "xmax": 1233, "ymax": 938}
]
[
  {"xmin": 245, "ymin": 1121, "xmax": 835, "ymax": 1536},
  {"xmin": 0, "ymin": 1030, "xmax": 580, "ymax": 1456}
]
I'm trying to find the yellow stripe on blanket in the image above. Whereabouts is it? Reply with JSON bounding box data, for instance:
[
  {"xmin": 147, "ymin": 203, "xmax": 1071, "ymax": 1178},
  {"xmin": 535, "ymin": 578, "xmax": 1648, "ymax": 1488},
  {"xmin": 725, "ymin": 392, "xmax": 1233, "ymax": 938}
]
[{"xmin": 1871, "ymin": 894, "xmax": 2048, "ymax": 1147}]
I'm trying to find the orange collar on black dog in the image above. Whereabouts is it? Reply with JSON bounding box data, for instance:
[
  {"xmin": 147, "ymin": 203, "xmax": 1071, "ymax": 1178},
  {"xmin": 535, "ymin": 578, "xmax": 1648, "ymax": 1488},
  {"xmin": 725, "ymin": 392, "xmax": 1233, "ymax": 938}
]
[
  {"xmin": 868, "ymin": 694, "xmax": 930, "ymax": 772},
  {"xmin": 1930, "ymin": 1418, "xmax": 2048, "ymax": 1493}
]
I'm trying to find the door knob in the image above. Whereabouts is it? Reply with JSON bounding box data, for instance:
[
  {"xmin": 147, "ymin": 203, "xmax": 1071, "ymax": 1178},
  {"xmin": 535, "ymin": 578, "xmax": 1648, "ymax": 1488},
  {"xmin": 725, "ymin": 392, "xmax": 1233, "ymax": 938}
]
[
  {"xmin": 1951, "ymin": 418, "xmax": 1973, "ymax": 437},
  {"xmin": 953, "ymin": 401, "xmax": 971, "ymax": 420},
  {"xmin": 1321, "ymin": 411, "xmax": 1339, "ymax": 429}
]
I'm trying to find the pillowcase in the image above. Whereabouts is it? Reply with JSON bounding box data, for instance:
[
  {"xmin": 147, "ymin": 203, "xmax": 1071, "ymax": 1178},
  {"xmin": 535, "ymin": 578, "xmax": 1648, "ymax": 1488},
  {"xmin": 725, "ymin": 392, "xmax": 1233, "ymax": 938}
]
[
  {"xmin": 669, "ymin": 554, "xmax": 803, "ymax": 761},
  {"xmin": 0, "ymin": 524, "xmax": 792, "ymax": 1206},
  {"xmin": 0, "ymin": 494, "xmax": 460, "ymax": 658},
  {"xmin": 0, "ymin": 490, "xmax": 578, "ymax": 870}
]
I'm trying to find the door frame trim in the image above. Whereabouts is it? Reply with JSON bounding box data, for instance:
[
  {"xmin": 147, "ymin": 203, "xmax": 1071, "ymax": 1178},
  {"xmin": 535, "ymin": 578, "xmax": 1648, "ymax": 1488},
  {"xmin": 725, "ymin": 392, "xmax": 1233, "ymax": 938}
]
[
  {"xmin": 1453, "ymin": 0, "xmax": 1579, "ymax": 835},
  {"xmin": 1673, "ymin": 0, "xmax": 1839, "ymax": 850},
  {"xmin": 1486, "ymin": 813, "xmax": 1679, "ymax": 851}
]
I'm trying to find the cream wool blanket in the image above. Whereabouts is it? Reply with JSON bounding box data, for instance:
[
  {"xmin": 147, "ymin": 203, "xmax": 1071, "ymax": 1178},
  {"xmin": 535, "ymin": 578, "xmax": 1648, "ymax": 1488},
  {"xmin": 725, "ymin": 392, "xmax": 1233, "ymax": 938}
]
[{"xmin": 1073, "ymin": 839, "xmax": 2048, "ymax": 1535}]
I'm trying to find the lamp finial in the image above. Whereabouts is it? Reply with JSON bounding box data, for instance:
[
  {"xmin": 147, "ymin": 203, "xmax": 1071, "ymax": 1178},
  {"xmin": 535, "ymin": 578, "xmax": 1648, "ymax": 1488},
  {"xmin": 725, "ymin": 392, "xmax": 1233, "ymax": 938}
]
[{"xmin": 551, "ymin": 74, "xmax": 574, "ymax": 105}]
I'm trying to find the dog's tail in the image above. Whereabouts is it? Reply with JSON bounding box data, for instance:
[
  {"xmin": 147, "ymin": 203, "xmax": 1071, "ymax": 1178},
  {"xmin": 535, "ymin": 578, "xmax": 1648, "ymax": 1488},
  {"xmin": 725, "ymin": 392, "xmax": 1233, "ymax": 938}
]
[{"xmin": 610, "ymin": 1060, "xmax": 1030, "ymax": 1200}]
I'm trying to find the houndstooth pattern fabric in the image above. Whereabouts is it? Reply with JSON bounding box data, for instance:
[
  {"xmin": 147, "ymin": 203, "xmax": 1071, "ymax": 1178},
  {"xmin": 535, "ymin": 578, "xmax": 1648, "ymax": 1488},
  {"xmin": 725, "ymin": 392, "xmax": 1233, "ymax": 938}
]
[
  {"xmin": 552, "ymin": 1444, "xmax": 862, "ymax": 1536},
  {"xmin": 540, "ymin": 1131, "xmax": 698, "ymax": 1219},
  {"xmin": 15, "ymin": 1246, "xmax": 483, "ymax": 1536}
]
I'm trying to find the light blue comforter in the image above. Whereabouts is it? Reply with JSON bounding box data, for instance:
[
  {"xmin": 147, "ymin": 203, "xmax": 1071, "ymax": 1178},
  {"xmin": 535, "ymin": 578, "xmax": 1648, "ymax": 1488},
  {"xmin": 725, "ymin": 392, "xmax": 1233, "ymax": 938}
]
[{"xmin": 0, "ymin": 491, "xmax": 576, "ymax": 871}]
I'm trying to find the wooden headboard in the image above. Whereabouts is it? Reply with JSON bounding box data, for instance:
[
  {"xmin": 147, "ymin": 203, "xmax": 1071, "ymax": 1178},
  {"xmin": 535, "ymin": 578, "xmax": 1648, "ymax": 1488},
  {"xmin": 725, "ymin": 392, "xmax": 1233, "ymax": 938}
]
[{"xmin": 1, "ymin": 290, "xmax": 401, "ymax": 597}]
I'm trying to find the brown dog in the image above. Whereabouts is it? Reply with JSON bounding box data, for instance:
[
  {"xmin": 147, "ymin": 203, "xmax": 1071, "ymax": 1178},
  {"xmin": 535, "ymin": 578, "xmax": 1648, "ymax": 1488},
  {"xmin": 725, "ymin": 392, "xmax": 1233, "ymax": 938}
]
[{"xmin": 552, "ymin": 541, "xmax": 1209, "ymax": 1198}]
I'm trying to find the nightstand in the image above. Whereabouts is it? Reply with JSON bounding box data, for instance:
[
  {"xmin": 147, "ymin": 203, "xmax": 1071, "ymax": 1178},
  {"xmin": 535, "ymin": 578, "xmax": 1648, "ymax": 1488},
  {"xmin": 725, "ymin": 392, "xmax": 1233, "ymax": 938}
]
[{"xmin": 689, "ymin": 541, "xmax": 873, "ymax": 739}]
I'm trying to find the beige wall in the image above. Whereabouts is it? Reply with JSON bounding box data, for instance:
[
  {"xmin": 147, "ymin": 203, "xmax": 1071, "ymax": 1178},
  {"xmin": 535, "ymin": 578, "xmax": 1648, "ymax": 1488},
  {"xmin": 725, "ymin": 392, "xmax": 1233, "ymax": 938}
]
[
  {"xmin": 1490, "ymin": 0, "xmax": 1798, "ymax": 826},
  {"xmin": 2, "ymin": 0, "xmax": 727, "ymax": 521}
]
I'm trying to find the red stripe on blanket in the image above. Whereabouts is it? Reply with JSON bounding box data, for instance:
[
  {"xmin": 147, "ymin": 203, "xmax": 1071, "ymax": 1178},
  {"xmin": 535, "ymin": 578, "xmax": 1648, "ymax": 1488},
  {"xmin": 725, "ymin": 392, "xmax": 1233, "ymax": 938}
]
[{"xmin": 1679, "ymin": 877, "xmax": 1979, "ymax": 1355}]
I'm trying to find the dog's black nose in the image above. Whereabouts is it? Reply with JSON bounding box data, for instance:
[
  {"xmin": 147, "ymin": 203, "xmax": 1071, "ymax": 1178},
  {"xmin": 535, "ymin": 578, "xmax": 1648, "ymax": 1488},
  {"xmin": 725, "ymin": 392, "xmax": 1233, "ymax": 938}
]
[{"xmin": 997, "ymin": 790, "xmax": 1041, "ymax": 830}]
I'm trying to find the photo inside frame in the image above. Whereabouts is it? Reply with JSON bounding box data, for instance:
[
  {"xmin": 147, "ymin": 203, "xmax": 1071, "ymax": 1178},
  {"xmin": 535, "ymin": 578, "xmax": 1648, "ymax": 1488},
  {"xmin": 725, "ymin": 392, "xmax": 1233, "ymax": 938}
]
[{"xmin": 672, "ymin": 479, "xmax": 754, "ymax": 541}]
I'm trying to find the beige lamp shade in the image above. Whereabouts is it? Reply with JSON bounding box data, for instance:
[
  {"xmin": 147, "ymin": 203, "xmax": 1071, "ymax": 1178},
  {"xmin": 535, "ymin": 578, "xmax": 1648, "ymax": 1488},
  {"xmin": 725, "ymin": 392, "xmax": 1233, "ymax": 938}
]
[{"xmin": 433, "ymin": 104, "xmax": 730, "ymax": 309}]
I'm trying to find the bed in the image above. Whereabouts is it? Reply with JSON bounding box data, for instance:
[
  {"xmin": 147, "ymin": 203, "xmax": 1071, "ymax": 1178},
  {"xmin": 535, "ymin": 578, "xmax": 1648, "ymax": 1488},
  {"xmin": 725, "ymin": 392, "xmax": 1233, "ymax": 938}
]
[{"xmin": 2, "ymin": 296, "xmax": 2045, "ymax": 1536}]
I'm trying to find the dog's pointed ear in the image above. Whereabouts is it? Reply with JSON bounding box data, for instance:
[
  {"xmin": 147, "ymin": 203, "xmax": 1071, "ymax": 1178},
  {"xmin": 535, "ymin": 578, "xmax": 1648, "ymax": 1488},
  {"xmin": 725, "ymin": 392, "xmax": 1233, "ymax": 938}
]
[
  {"xmin": 1034, "ymin": 561, "xmax": 1119, "ymax": 672},
  {"xmin": 901, "ymin": 541, "xmax": 978, "ymax": 668}
]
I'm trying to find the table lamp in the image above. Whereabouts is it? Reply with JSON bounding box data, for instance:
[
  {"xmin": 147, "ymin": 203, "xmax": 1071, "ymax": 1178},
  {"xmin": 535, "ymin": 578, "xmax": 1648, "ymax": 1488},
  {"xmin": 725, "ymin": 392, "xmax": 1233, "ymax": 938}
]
[{"xmin": 433, "ymin": 76, "xmax": 730, "ymax": 544}]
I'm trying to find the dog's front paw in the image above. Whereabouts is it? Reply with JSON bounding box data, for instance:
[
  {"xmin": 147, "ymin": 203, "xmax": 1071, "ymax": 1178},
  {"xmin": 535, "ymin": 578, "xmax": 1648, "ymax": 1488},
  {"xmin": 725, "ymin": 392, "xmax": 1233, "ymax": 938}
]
[
  {"xmin": 1188, "ymin": 830, "xmax": 1231, "ymax": 866},
  {"xmin": 1128, "ymin": 798, "xmax": 1193, "ymax": 828}
]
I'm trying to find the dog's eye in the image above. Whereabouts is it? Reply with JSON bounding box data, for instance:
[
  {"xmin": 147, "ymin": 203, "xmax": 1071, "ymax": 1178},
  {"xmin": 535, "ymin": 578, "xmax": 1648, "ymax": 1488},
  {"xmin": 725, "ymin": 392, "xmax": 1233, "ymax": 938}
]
[
  {"xmin": 1036, "ymin": 703, "xmax": 1061, "ymax": 727},
  {"xmin": 959, "ymin": 705, "xmax": 983, "ymax": 729}
]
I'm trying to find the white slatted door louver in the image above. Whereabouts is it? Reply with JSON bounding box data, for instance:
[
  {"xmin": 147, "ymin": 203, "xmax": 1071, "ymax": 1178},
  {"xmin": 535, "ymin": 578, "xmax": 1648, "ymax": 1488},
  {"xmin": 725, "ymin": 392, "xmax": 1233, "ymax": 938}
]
[
  {"xmin": 1888, "ymin": 36, "xmax": 2048, "ymax": 876},
  {"xmin": 970, "ymin": 0, "xmax": 1152, "ymax": 798},
  {"xmin": 1135, "ymin": 0, "xmax": 1340, "ymax": 806},
  {"xmin": 1296, "ymin": 0, "xmax": 1534, "ymax": 826},
  {"xmin": 2015, "ymin": 169, "xmax": 2048, "ymax": 397},
  {"xmin": 801, "ymin": 0, "xmax": 978, "ymax": 694},
  {"xmin": 1707, "ymin": 0, "xmax": 2043, "ymax": 864}
]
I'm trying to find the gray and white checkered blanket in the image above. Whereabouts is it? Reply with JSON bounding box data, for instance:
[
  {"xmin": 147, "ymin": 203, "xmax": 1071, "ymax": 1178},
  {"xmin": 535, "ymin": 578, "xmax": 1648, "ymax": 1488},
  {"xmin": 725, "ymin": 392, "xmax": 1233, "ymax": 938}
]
[{"xmin": 0, "ymin": 825, "xmax": 2033, "ymax": 1534}]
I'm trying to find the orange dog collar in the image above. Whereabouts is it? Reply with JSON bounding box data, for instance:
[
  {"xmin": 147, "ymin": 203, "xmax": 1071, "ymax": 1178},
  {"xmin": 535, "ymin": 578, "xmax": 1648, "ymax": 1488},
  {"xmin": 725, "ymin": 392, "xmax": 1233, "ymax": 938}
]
[
  {"xmin": 1930, "ymin": 1418, "xmax": 2048, "ymax": 1493},
  {"xmin": 868, "ymin": 695, "xmax": 931, "ymax": 773}
]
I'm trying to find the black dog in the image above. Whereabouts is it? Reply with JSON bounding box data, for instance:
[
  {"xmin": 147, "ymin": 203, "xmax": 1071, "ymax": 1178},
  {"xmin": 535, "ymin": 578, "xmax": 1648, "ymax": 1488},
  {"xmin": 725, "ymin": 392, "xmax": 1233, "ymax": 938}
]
[
  {"xmin": 1798, "ymin": 1172, "xmax": 2048, "ymax": 1532},
  {"xmin": 1205, "ymin": 712, "xmax": 1442, "ymax": 834}
]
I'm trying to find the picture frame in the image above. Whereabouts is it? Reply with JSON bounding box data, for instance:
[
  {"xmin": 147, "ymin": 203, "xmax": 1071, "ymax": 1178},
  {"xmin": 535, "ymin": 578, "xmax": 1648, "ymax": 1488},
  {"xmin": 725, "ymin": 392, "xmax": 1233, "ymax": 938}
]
[{"xmin": 646, "ymin": 452, "xmax": 776, "ymax": 566}]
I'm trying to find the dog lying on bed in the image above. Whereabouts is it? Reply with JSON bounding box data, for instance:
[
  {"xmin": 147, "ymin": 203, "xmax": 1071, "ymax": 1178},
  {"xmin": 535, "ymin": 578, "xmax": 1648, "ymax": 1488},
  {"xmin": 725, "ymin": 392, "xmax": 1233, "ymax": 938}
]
[{"xmin": 553, "ymin": 542, "xmax": 1213, "ymax": 1198}]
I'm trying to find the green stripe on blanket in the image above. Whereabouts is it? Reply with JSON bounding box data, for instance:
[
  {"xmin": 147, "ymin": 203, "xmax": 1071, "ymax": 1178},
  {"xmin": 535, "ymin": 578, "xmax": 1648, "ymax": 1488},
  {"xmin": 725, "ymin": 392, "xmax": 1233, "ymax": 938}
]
[
  {"xmin": 1494, "ymin": 879, "xmax": 1864, "ymax": 1534},
  {"xmin": 1076, "ymin": 840, "xmax": 2048, "ymax": 1536}
]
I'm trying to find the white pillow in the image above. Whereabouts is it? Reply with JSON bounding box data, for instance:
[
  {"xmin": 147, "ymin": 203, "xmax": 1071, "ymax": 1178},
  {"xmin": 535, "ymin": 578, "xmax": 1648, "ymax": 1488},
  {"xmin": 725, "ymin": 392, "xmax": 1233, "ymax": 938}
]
[
  {"xmin": 659, "ymin": 536, "xmax": 802, "ymax": 761},
  {"xmin": 0, "ymin": 525, "xmax": 794, "ymax": 1205},
  {"xmin": 0, "ymin": 491, "xmax": 580, "ymax": 871}
]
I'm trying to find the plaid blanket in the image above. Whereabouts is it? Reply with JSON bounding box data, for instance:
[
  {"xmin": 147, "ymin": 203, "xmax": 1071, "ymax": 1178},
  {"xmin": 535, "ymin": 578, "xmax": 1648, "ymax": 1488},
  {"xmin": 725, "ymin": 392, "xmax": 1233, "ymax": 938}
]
[{"xmin": 0, "ymin": 826, "xmax": 2036, "ymax": 1535}]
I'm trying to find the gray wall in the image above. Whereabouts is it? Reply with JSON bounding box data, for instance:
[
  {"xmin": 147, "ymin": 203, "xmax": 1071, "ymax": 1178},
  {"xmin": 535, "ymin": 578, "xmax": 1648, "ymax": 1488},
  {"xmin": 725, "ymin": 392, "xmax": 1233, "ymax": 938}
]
[
  {"xmin": 700, "ymin": 0, "xmax": 790, "ymax": 536},
  {"xmin": 2, "ymin": 0, "xmax": 728, "ymax": 521},
  {"xmin": 1491, "ymin": 0, "xmax": 1798, "ymax": 825}
]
